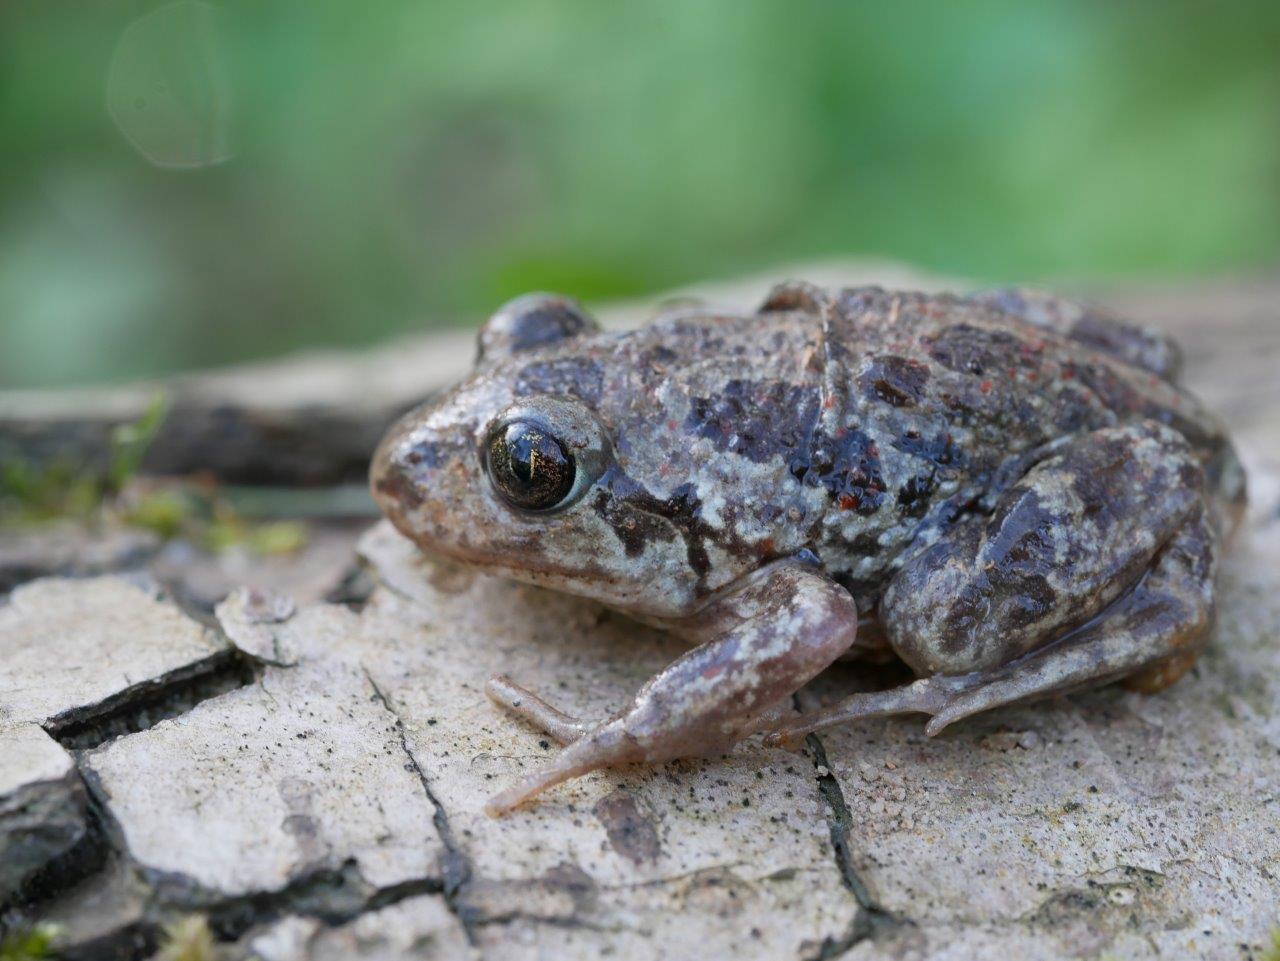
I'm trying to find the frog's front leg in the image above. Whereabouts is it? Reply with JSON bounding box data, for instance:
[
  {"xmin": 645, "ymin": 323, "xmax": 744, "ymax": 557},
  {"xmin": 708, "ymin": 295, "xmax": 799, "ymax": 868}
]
[
  {"xmin": 766, "ymin": 419, "xmax": 1216, "ymax": 746},
  {"xmin": 484, "ymin": 560, "xmax": 858, "ymax": 816}
]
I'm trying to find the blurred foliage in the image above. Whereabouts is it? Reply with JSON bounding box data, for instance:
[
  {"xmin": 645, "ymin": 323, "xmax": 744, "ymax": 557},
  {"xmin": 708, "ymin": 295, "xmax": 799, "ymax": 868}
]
[
  {"xmin": 0, "ymin": 925, "xmax": 57, "ymax": 961},
  {"xmin": 0, "ymin": 393, "xmax": 169, "ymax": 523},
  {"xmin": 0, "ymin": 393, "xmax": 307, "ymax": 554},
  {"xmin": 1265, "ymin": 928, "xmax": 1280, "ymax": 961},
  {"xmin": 1, "ymin": 0, "xmax": 1278, "ymax": 389},
  {"xmin": 156, "ymin": 916, "xmax": 220, "ymax": 961}
]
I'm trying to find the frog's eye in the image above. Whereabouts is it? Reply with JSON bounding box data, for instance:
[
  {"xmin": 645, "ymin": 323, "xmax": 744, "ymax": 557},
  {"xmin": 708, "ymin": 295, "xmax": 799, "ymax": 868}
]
[
  {"xmin": 477, "ymin": 293, "xmax": 600, "ymax": 364},
  {"xmin": 484, "ymin": 419, "xmax": 579, "ymax": 512}
]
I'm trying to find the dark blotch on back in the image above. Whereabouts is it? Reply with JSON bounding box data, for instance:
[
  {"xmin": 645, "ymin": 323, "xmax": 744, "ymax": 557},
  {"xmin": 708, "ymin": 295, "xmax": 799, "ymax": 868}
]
[
  {"xmin": 859, "ymin": 355, "xmax": 931, "ymax": 407},
  {"xmin": 515, "ymin": 358, "xmax": 604, "ymax": 406},
  {"xmin": 927, "ymin": 324, "xmax": 1021, "ymax": 377},
  {"xmin": 897, "ymin": 473, "xmax": 936, "ymax": 517},
  {"xmin": 685, "ymin": 379, "xmax": 820, "ymax": 463},
  {"xmin": 891, "ymin": 428, "xmax": 966, "ymax": 469},
  {"xmin": 686, "ymin": 378, "xmax": 893, "ymax": 516},
  {"xmin": 790, "ymin": 426, "xmax": 888, "ymax": 517}
]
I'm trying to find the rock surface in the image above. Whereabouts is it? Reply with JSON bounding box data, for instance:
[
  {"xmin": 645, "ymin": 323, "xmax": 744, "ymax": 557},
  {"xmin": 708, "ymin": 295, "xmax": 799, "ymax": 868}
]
[
  {"xmin": 0, "ymin": 724, "xmax": 86, "ymax": 900},
  {"xmin": 354, "ymin": 523, "xmax": 861, "ymax": 960},
  {"xmin": 0, "ymin": 576, "xmax": 229, "ymax": 734},
  {"xmin": 0, "ymin": 268, "xmax": 1277, "ymax": 960},
  {"xmin": 0, "ymin": 525, "xmax": 160, "ymax": 595},
  {"xmin": 82, "ymin": 599, "xmax": 443, "ymax": 912},
  {"xmin": 241, "ymin": 895, "xmax": 473, "ymax": 961}
]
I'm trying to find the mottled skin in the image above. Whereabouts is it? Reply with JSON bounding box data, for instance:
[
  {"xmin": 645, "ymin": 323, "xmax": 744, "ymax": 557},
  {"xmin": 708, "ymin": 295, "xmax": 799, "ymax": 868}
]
[{"xmin": 371, "ymin": 284, "xmax": 1246, "ymax": 815}]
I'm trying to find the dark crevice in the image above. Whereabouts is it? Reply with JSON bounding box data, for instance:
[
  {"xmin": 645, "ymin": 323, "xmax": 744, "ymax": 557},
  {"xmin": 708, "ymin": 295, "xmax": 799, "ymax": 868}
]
[
  {"xmin": 194, "ymin": 861, "xmax": 379, "ymax": 940},
  {"xmin": 5, "ymin": 772, "xmax": 154, "ymax": 961},
  {"xmin": 49, "ymin": 649, "xmax": 258, "ymax": 751},
  {"xmin": 363, "ymin": 669, "xmax": 479, "ymax": 946},
  {"xmin": 470, "ymin": 911, "xmax": 615, "ymax": 933},
  {"xmin": 61, "ymin": 762, "xmax": 449, "ymax": 960},
  {"xmin": 3, "ymin": 801, "xmax": 111, "ymax": 914},
  {"xmin": 322, "ymin": 560, "xmax": 376, "ymax": 610},
  {"xmin": 802, "ymin": 730, "xmax": 906, "ymax": 959}
]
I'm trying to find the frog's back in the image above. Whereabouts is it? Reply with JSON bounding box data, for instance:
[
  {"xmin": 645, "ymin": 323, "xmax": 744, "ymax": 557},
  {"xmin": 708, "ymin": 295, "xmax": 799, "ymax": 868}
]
[{"xmin": 601, "ymin": 285, "xmax": 1235, "ymax": 610}]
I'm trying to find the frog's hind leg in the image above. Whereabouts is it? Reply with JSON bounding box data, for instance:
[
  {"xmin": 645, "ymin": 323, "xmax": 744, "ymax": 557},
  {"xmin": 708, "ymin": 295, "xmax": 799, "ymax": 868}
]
[
  {"xmin": 920, "ymin": 505, "xmax": 1215, "ymax": 734},
  {"xmin": 765, "ymin": 511, "xmax": 1214, "ymax": 746},
  {"xmin": 484, "ymin": 560, "xmax": 859, "ymax": 816},
  {"xmin": 485, "ymin": 675, "xmax": 593, "ymax": 745},
  {"xmin": 764, "ymin": 422, "xmax": 1218, "ymax": 748}
]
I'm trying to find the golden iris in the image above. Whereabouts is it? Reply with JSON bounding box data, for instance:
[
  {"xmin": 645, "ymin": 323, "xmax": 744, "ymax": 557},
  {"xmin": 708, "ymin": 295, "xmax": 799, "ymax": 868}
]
[{"xmin": 485, "ymin": 421, "xmax": 576, "ymax": 511}]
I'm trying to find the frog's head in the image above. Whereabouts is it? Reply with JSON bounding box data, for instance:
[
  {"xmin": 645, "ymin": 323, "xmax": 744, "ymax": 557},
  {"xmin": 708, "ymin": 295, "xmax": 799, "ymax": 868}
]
[{"xmin": 371, "ymin": 294, "xmax": 708, "ymax": 619}]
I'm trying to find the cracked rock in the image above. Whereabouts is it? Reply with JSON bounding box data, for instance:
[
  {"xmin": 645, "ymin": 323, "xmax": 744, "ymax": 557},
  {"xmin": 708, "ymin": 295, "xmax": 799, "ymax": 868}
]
[
  {"xmin": 240, "ymin": 894, "xmax": 474, "ymax": 961},
  {"xmin": 0, "ymin": 724, "xmax": 87, "ymax": 901},
  {"xmin": 81, "ymin": 601, "xmax": 445, "ymax": 911},
  {"xmin": 354, "ymin": 521, "xmax": 860, "ymax": 960},
  {"xmin": 0, "ymin": 576, "xmax": 228, "ymax": 732}
]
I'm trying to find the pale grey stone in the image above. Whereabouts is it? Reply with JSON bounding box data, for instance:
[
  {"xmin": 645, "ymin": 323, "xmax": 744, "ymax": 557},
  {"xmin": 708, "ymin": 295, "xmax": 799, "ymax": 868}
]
[
  {"xmin": 242, "ymin": 895, "xmax": 474, "ymax": 961},
  {"xmin": 0, "ymin": 576, "xmax": 227, "ymax": 731},
  {"xmin": 215, "ymin": 587, "xmax": 301, "ymax": 665},
  {"xmin": 0, "ymin": 523, "xmax": 159, "ymax": 594},
  {"xmin": 354, "ymin": 521, "xmax": 861, "ymax": 960},
  {"xmin": 0, "ymin": 724, "xmax": 87, "ymax": 900},
  {"xmin": 150, "ymin": 519, "xmax": 370, "ymax": 614},
  {"xmin": 81, "ymin": 613, "xmax": 445, "ymax": 906}
]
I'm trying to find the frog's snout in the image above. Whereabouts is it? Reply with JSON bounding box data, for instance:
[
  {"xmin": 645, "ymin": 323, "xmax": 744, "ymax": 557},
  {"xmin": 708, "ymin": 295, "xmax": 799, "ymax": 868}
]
[{"xmin": 369, "ymin": 403, "xmax": 457, "ymax": 534}]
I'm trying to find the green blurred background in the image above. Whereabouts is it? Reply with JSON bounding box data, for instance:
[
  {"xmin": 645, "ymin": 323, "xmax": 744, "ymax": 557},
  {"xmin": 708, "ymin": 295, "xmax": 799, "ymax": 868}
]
[{"xmin": 2, "ymin": 0, "xmax": 1278, "ymax": 390}]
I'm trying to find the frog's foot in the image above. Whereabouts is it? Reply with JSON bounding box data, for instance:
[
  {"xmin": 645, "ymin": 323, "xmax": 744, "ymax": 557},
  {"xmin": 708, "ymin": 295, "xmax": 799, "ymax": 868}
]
[
  {"xmin": 761, "ymin": 676, "xmax": 966, "ymax": 751},
  {"xmin": 484, "ymin": 560, "xmax": 858, "ymax": 816},
  {"xmin": 485, "ymin": 675, "xmax": 592, "ymax": 745},
  {"xmin": 766, "ymin": 489, "xmax": 1217, "ymax": 748}
]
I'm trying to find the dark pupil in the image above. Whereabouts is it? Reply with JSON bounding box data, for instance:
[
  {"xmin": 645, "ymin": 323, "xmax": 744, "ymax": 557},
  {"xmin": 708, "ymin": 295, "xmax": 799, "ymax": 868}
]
[{"xmin": 488, "ymin": 422, "xmax": 575, "ymax": 510}]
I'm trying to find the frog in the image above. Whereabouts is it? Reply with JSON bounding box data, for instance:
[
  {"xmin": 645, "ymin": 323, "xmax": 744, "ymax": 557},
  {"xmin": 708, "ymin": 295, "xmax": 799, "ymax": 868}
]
[{"xmin": 370, "ymin": 282, "xmax": 1247, "ymax": 816}]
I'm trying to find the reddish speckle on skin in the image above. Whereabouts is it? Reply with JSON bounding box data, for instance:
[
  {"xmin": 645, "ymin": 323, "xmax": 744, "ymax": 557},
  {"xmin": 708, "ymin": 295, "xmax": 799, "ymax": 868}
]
[
  {"xmin": 822, "ymin": 395, "xmax": 837, "ymax": 410},
  {"xmin": 760, "ymin": 537, "xmax": 775, "ymax": 555},
  {"xmin": 979, "ymin": 380, "xmax": 993, "ymax": 395},
  {"xmin": 666, "ymin": 419, "xmax": 678, "ymax": 432},
  {"xmin": 838, "ymin": 493, "xmax": 860, "ymax": 511}
]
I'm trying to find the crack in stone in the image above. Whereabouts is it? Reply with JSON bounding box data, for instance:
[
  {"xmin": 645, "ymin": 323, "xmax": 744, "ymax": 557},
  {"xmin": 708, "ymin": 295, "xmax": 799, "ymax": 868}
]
[
  {"xmin": 362, "ymin": 668, "xmax": 479, "ymax": 947},
  {"xmin": 48, "ymin": 649, "xmax": 258, "ymax": 751},
  {"xmin": 803, "ymin": 731, "xmax": 906, "ymax": 959}
]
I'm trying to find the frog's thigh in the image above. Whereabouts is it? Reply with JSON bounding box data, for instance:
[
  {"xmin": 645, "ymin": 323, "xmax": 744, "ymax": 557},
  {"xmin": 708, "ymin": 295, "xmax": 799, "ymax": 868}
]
[
  {"xmin": 484, "ymin": 561, "xmax": 858, "ymax": 815},
  {"xmin": 920, "ymin": 506, "xmax": 1215, "ymax": 732},
  {"xmin": 971, "ymin": 287, "xmax": 1183, "ymax": 382},
  {"xmin": 765, "ymin": 508, "xmax": 1215, "ymax": 746},
  {"xmin": 882, "ymin": 419, "xmax": 1202, "ymax": 677}
]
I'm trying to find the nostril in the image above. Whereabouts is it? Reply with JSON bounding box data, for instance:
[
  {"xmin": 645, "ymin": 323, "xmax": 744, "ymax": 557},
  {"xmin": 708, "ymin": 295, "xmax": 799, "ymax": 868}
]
[{"xmin": 370, "ymin": 429, "xmax": 429, "ymax": 512}]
